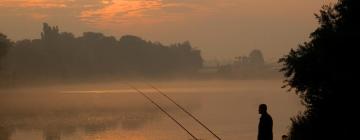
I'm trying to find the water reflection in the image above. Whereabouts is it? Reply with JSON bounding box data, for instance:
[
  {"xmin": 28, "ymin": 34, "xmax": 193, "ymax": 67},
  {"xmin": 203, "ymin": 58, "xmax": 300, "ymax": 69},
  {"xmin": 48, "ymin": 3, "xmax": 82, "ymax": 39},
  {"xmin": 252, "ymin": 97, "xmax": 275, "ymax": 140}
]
[
  {"xmin": 0, "ymin": 87, "xmax": 201, "ymax": 140},
  {"xmin": 0, "ymin": 106, "xmax": 172, "ymax": 140},
  {"xmin": 0, "ymin": 80, "xmax": 302, "ymax": 140}
]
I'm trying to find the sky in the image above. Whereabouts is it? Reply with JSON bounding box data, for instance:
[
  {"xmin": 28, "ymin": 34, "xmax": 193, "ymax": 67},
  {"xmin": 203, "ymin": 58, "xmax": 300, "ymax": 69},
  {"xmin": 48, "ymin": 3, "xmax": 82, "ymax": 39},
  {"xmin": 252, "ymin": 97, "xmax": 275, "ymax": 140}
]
[{"xmin": 0, "ymin": 0, "xmax": 335, "ymax": 61}]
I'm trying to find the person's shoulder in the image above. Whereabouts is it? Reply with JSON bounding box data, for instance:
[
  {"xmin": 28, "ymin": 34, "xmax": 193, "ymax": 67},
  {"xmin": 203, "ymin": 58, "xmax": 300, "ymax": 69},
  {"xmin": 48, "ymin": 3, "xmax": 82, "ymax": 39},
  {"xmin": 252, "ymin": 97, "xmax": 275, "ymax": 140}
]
[{"xmin": 264, "ymin": 113, "xmax": 272, "ymax": 120}]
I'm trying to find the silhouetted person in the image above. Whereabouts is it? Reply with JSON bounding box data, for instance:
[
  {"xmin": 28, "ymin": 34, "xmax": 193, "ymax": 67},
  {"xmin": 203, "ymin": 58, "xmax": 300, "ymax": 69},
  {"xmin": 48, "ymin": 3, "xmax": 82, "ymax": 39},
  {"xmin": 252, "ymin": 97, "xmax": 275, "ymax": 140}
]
[{"xmin": 258, "ymin": 104, "xmax": 273, "ymax": 140}]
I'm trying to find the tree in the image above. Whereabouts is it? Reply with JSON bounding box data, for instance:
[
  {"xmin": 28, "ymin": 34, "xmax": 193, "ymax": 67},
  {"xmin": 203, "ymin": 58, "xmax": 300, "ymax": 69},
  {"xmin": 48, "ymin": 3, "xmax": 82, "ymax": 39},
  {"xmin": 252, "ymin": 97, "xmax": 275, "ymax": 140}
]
[
  {"xmin": 41, "ymin": 22, "xmax": 60, "ymax": 42},
  {"xmin": 3, "ymin": 23, "xmax": 203, "ymax": 84},
  {"xmin": 249, "ymin": 49, "xmax": 264, "ymax": 66},
  {"xmin": 279, "ymin": 0, "xmax": 358, "ymax": 139},
  {"xmin": 0, "ymin": 33, "xmax": 11, "ymax": 69}
]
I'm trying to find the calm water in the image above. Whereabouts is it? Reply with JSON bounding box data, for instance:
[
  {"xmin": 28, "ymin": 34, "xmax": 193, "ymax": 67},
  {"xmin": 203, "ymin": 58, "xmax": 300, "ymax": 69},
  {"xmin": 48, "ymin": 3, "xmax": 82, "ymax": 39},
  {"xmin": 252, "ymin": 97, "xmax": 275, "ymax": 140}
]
[{"xmin": 0, "ymin": 80, "xmax": 303, "ymax": 140}]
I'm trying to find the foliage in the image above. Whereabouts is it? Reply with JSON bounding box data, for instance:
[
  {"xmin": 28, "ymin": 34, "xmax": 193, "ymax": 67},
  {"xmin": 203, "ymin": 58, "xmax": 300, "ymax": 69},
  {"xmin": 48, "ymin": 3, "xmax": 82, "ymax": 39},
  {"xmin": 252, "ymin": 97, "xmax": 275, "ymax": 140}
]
[
  {"xmin": 1, "ymin": 23, "xmax": 203, "ymax": 84},
  {"xmin": 0, "ymin": 33, "xmax": 11, "ymax": 69},
  {"xmin": 279, "ymin": 0, "xmax": 358, "ymax": 139}
]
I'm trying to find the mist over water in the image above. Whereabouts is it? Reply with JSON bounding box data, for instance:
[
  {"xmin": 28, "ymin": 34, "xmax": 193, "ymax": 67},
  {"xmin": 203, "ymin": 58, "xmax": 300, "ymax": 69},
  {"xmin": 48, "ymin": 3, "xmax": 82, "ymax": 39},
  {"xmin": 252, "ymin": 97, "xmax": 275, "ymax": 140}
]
[
  {"xmin": 0, "ymin": 79, "xmax": 303, "ymax": 140},
  {"xmin": 1, "ymin": 0, "xmax": 354, "ymax": 139}
]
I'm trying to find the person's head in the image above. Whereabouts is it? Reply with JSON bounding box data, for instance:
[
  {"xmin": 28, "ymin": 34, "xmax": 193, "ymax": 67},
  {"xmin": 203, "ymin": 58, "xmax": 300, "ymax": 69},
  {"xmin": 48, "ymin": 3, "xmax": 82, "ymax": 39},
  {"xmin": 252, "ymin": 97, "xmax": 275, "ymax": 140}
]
[{"xmin": 258, "ymin": 104, "xmax": 267, "ymax": 114}]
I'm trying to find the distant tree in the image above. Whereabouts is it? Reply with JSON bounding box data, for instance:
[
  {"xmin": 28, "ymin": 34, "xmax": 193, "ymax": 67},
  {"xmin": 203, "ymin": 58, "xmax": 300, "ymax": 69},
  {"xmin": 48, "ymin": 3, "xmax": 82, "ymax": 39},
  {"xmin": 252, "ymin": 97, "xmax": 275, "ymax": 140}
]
[
  {"xmin": 233, "ymin": 49, "xmax": 265, "ymax": 66},
  {"xmin": 119, "ymin": 35, "xmax": 148, "ymax": 48},
  {"xmin": 249, "ymin": 49, "xmax": 264, "ymax": 66},
  {"xmin": 0, "ymin": 33, "xmax": 11, "ymax": 68},
  {"xmin": 14, "ymin": 39, "xmax": 32, "ymax": 47},
  {"xmin": 3, "ymin": 23, "xmax": 203, "ymax": 84},
  {"xmin": 279, "ymin": 0, "xmax": 358, "ymax": 139},
  {"xmin": 41, "ymin": 22, "xmax": 60, "ymax": 42}
]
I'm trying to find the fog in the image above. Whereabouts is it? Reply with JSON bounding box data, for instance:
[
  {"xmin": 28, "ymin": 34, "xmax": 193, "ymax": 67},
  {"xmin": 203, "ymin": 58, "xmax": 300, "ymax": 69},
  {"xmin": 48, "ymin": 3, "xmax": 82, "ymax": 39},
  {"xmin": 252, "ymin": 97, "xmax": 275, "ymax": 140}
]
[
  {"xmin": 0, "ymin": 0, "xmax": 335, "ymax": 60},
  {"xmin": 0, "ymin": 80, "xmax": 303, "ymax": 140},
  {"xmin": 0, "ymin": 21, "xmax": 302, "ymax": 140},
  {"xmin": 0, "ymin": 24, "xmax": 299, "ymax": 140},
  {"xmin": 0, "ymin": 23, "xmax": 281, "ymax": 89},
  {"xmin": 1, "ymin": 0, "xmax": 354, "ymax": 139}
]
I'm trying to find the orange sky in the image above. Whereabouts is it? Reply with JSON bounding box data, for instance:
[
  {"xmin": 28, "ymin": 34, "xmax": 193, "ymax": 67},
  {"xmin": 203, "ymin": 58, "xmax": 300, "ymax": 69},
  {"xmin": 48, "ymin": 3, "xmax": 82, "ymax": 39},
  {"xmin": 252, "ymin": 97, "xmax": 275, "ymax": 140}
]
[{"xmin": 0, "ymin": 0, "xmax": 335, "ymax": 61}]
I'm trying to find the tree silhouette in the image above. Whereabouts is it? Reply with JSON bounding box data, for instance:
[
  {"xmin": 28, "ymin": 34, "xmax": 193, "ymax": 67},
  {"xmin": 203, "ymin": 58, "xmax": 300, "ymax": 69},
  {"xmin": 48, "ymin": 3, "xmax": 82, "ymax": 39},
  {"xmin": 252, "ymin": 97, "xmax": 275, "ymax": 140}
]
[
  {"xmin": 0, "ymin": 33, "xmax": 11, "ymax": 69},
  {"xmin": 279, "ymin": 0, "xmax": 358, "ymax": 139},
  {"xmin": 249, "ymin": 49, "xmax": 264, "ymax": 66},
  {"xmin": 1, "ymin": 23, "xmax": 203, "ymax": 85}
]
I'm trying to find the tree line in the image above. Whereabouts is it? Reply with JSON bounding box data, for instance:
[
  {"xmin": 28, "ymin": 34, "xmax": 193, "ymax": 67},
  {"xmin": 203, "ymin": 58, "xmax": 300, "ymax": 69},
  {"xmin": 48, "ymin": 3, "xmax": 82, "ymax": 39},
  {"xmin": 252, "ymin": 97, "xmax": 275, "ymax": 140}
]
[{"xmin": 0, "ymin": 23, "xmax": 203, "ymax": 85}]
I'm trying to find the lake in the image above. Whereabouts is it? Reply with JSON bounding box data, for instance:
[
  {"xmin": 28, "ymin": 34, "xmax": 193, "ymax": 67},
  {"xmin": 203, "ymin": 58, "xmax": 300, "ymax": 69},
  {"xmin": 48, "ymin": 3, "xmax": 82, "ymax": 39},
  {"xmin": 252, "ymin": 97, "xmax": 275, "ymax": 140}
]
[{"xmin": 0, "ymin": 79, "xmax": 303, "ymax": 140}]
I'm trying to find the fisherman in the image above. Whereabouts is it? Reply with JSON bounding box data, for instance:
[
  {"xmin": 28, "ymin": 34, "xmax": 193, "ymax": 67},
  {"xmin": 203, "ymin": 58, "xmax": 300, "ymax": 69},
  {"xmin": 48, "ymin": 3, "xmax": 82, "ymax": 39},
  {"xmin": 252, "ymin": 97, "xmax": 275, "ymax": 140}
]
[{"xmin": 258, "ymin": 104, "xmax": 273, "ymax": 140}]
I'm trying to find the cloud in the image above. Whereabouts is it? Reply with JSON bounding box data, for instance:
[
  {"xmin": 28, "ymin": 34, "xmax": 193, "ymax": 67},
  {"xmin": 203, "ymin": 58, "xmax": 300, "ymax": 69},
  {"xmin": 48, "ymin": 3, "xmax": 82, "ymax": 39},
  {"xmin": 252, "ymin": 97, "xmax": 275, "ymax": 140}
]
[
  {"xmin": 0, "ymin": 0, "xmax": 71, "ymax": 8},
  {"xmin": 0, "ymin": 0, "xmax": 218, "ymax": 28},
  {"xmin": 79, "ymin": 0, "xmax": 164, "ymax": 25}
]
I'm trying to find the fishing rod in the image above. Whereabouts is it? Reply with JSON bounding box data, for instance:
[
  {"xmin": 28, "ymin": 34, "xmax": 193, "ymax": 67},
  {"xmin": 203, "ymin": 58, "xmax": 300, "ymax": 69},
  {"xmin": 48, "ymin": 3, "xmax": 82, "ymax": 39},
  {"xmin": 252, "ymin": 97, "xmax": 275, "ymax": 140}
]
[
  {"xmin": 148, "ymin": 84, "xmax": 222, "ymax": 140},
  {"xmin": 127, "ymin": 84, "xmax": 199, "ymax": 140}
]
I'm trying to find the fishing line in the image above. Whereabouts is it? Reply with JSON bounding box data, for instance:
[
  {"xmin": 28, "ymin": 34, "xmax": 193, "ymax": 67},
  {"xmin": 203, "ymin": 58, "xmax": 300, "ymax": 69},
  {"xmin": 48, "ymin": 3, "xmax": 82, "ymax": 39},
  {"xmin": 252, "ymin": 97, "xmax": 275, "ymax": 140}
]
[
  {"xmin": 148, "ymin": 84, "xmax": 222, "ymax": 140},
  {"xmin": 127, "ymin": 84, "xmax": 199, "ymax": 140}
]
